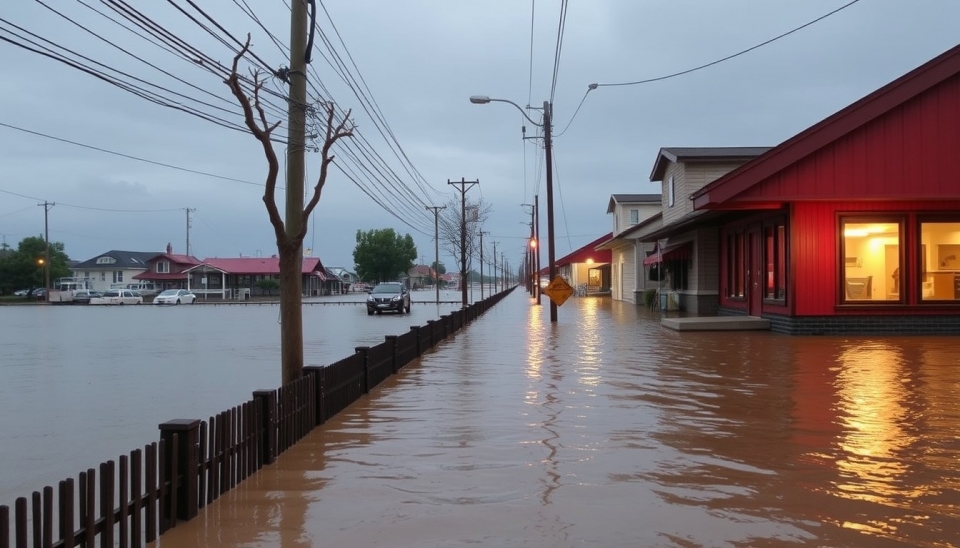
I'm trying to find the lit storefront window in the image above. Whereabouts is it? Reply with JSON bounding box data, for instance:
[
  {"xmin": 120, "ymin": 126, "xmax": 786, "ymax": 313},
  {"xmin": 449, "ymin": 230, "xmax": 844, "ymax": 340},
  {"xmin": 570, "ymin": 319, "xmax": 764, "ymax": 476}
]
[
  {"xmin": 919, "ymin": 221, "xmax": 960, "ymax": 301},
  {"xmin": 841, "ymin": 220, "xmax": 901, "ymax": 302}
]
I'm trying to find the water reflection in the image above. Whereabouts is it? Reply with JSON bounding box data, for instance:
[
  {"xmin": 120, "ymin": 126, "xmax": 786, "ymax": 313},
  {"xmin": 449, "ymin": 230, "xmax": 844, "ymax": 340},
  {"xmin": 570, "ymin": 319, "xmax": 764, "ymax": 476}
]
[{"xmin": 17, "ymin": 294, "xmax": 960, "ymax": 546}]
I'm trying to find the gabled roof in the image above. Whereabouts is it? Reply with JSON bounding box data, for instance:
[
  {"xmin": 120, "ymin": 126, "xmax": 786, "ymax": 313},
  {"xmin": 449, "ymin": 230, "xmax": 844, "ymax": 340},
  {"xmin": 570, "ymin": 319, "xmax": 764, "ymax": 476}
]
[
  {"xmin": 649, "ymin": 147, "xmax": 772, "ymax": 182},
  {"xmin": 596, "ymin": 212, "xmax": 663, "ymax": 249},
  {"xmin": 555, "ymin": 233, "xmax": 613, "ymax": 267},
  {"xmin": 606, "ymin": 194, "xmax": 661, "ymax": 213},
  {"xmin": 693, "ymin": 43, "xmax": 960, "ymax": 209},
  {"xmin": 74, "ymin": 250, "xmax": 160, "ymax": 270},
  {"xmin": 185, "ymin": 256, "xmax": 326, "ymax": 275},
  {"xmin": 147, "ymin": 253, "xmax": 201, "ymax": 266}
]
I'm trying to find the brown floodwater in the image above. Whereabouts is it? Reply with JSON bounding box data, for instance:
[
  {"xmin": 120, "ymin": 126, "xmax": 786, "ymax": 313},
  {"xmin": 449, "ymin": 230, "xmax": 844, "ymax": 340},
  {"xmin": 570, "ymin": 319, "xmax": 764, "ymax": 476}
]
[{"xmin": 152, "ymin": 292, "xmax": 960, "ymax": 547}]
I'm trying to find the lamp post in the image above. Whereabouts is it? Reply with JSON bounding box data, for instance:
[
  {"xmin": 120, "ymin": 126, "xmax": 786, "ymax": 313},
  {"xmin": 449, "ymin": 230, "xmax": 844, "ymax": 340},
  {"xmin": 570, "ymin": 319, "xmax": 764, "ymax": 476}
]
[{"xmin": 470, "ymin": 96, "xmax": 557, "ymax": 322}]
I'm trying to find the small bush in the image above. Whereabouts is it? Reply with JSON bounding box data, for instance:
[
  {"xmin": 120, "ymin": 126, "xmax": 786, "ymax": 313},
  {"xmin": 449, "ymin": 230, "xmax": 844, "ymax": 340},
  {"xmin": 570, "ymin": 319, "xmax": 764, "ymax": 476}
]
[{"xmin": 642, "ymin": 288, "xmax": 657, "ymax": 308}]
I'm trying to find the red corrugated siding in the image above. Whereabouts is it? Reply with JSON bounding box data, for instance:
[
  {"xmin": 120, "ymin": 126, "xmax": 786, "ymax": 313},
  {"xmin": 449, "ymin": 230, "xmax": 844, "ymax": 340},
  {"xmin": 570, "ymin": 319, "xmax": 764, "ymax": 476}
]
[
  {"xmin": 793, "ymin": 201, "xmax": 960, "ymax": 315},
  {"xmin": 739, "ymin": 74, "xmax": 960, "ymax": 202}
]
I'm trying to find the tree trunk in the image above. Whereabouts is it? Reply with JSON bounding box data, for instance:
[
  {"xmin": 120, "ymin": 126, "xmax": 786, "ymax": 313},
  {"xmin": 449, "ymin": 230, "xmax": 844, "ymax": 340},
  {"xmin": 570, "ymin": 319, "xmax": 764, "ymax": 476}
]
[{"xmin": 278, "ymin": 242, "xmax": 303, "ymax": 384}]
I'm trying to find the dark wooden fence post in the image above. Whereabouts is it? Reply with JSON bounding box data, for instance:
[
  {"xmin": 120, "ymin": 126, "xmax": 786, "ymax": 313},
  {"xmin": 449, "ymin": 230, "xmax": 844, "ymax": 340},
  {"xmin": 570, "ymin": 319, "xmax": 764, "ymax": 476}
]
[
  {"xmin": 158, "ymin": 419, "xmax": 200, "ymax": 523},
  {"xmin": 356, "ymin": 347, "xmax": 370, "ymax": 393},
  {"xmin": 426, "ymin": 320, "xmax": 435, "ymax": 348},
  {"xmin": 409, "ymin": 326, "xmax": 421, "ymax": 356},
  {"xmin": 252, "ymin": 390, "xmax": 277, "ymax": 465},
  {"xmin": 302, "ymin": 366, "xmax": 325, "ymax": 426},
  {"xmin": 385, "ymin": 335, "xmax": 399, "ymax": 374}
]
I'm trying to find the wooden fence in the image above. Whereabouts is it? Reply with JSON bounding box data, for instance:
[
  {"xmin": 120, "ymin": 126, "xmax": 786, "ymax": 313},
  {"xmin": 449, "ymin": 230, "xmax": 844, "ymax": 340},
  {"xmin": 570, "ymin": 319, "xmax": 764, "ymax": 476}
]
[{"xmin": 0, "ymin": 288, "xmax": 514, "ymax": 548}]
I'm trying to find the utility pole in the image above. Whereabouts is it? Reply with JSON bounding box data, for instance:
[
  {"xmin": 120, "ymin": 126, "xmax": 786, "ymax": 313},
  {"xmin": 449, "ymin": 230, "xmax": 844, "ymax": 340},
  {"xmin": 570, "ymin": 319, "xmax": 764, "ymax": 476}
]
[
  {"xmin": 447, "ymin": 178, "xmax": 478, "ymax": 307},
  {"xmin": 278, "ymin": 0, "xmax": 309, "ymax": 384},
  {"xmin": 185, "ymin": 207, "xmax": 196, "ymax": 256},
  {"xmin": 534, "ymin": 194, "xmax": 541, "ymax": 305},
  {"xmin": 479, "ymin": 230, "xmax": 488, "ymax": 300},
  {"xmin": 542, "ymin": 102, "xmax": 557, "ymax": 322},
  {"xmin": 501, "ymin": 252, "xmax": 506, "ymax": 290},
  {"xmin": 38, "ymin": 201, "xmax": 54, "ymax": 293},
  {"xmin": 491, "ymin": 241, "xmax": 499, "ymax": 293},
  {"xmin": 426, "ymin": 205, "xmax": 446, "ymax": 304}
]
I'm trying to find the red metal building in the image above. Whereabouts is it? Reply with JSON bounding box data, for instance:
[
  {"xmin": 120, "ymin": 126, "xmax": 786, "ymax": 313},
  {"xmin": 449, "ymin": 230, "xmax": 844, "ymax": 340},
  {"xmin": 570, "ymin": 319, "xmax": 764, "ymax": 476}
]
[{"xmin": 692, "ymin": 43, "xmax": 960, "ymax": 334}]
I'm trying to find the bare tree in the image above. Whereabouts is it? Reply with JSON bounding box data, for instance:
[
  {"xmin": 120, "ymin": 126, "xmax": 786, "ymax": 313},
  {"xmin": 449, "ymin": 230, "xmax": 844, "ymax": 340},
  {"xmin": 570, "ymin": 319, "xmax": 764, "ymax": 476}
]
[
  {"xmin": 438, "ymin": 197, "xmax": 493, "ymax": 280},
  {"xmin": 225, "ymin": 37, "xmax": 353, "ymax": 383}
]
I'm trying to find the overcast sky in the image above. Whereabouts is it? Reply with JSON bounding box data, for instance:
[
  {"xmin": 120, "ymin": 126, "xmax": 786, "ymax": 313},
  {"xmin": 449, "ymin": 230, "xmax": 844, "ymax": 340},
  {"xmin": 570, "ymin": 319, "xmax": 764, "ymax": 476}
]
[{"xmin": 2, "ymin": 1, "xmax": 959, "ymax": 272}]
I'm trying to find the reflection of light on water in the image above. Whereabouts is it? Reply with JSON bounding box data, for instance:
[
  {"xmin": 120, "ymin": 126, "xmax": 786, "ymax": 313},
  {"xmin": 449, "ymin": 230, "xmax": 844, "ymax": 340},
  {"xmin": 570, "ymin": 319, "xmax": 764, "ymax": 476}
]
[
  {"xmin": 576, "ymin": 298, "xmax": 602, "ymax": 387},
  {"xmin": 833, "ymin": 343, "xmax": 920, "ymax": 505},
  {"xmin": 526, "ymin": 302, "xmax": 544, "ymax": 380}
]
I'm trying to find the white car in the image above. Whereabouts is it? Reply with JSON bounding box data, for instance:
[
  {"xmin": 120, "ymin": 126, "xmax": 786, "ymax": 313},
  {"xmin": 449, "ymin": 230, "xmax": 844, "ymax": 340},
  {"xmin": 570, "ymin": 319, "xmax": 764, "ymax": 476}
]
[
  {"xmin": 89, "ymin": 289, "xmax": 143, "ymax": 306},
  {"xmin": 153, "ymin": 289, "xmax": 197, "ymax": 305}
]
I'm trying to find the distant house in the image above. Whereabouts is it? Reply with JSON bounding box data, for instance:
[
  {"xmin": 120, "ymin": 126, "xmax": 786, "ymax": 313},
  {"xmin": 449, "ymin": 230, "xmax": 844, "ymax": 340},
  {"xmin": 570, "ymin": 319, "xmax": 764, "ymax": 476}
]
[
  {"xmin": 327, "ymin": 267, "xmax": 360, "ymax": 286},
  {"xmin": 133, "ymin": 243, "xmax": 201, "ymax": 290},
  {"xmin": 596, "ymin": 194, "xmax": 662, "ymax": 303},
  {"xmin": 183, "ymin": 256, "xmax": 328, "ymax": 299},
  {"xmin": 555, "ymin": 234, "xmax": 613, "ymax": 295},
  {"xmin": 407, "ymin": 264, "xmax": 437, "ymax": 289},
  {"xmin": 72, "ymin": 249, "xmax": 160, "ymax": 292}
]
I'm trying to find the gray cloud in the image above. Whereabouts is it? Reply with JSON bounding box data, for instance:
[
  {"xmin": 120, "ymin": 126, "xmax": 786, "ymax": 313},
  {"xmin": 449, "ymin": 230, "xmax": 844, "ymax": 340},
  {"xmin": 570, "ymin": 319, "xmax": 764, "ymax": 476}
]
[{"xmin": 2, "ymin": 0, "xmax": 959, "ymax": 270}]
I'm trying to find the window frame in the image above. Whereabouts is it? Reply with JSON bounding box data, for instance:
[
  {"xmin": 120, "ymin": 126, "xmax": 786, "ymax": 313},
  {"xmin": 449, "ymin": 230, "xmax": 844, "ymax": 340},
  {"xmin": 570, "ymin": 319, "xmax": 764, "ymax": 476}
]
[
  {"xmin": 667, "ymin": 176, "xmax": 675, "ymax": 208},
  {"xmin": 725, "ymin": 229, "xmax": 746, "ymax": 300},
  {"xmin": 762, "ymin": 218, "xmax": 788, "ymax": 304},
  {"xmin": 917, "ymin": 215, "xmax": 960, "ymax": 303},
  {"xmin": 838, "ymin": 214, "xmax": 905, "ymax": 305}
]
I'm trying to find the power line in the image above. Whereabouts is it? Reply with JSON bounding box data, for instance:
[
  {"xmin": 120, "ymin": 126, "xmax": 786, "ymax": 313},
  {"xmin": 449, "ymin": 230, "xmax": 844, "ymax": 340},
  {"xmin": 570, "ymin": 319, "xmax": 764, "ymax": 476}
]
[
  {"xmin": 0, "ymin": 121, "xmax": 264, "ymax": 187},
  {"xmin": 527, "ymin": 0, "xmax": 536, "ymax": 108},
  {"xmin": 554, "ymin": 84, "xmax": 596, "ymax": 138},
  {"xmin": 549, "ymin": 0, "xmax": 568, "ymax": 105},
  {"xmin": 594, "ymin": 0, "xmax": 862, "ymax": 88}
]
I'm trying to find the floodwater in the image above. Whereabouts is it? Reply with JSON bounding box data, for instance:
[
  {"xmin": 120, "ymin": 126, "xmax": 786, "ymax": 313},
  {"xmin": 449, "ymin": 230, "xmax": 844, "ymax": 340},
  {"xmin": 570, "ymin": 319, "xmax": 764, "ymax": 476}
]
[
  {"xmin": 0, "ymin": 290, "xmax": 464, "ymax": 504},
  {"xmin": 151, "ymin": 291, "xmax": 960, "ymax": 547}
]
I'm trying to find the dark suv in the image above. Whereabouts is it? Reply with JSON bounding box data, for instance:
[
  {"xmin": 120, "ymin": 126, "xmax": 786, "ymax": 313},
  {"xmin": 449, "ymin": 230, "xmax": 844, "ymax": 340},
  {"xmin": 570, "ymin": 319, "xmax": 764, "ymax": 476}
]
[{"xmin": 366, "ymin": 282, "xmax": 411, "ymax": 315}]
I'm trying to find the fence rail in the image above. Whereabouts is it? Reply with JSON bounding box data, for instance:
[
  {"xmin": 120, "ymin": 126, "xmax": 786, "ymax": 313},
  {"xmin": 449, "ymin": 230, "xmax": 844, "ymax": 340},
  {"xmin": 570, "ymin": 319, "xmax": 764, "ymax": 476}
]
[{"xmin": 0, "ymin": 287, "xmax": 515, "ymax": 548}]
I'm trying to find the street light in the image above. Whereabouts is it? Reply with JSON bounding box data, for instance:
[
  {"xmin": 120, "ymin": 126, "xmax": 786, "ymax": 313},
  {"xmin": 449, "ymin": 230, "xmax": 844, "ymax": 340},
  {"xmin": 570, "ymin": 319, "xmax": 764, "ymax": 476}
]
[{"xmin": 470, "ymin": 95, "xmax": 558, "ymax": 322}]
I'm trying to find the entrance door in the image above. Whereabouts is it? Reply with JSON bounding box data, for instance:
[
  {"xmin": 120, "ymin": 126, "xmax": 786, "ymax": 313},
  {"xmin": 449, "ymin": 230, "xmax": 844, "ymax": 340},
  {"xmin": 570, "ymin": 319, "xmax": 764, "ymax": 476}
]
[{"xmin": 748, "ymin": 229, "xmax": 763, "ymax": 316}]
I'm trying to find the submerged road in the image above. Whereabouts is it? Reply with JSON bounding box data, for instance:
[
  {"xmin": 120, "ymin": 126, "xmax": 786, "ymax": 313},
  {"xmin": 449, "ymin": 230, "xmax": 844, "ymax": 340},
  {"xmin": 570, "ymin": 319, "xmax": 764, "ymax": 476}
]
[{"xmin": 154, "ymin": 290, "xmax": 960, "ymax": 547}]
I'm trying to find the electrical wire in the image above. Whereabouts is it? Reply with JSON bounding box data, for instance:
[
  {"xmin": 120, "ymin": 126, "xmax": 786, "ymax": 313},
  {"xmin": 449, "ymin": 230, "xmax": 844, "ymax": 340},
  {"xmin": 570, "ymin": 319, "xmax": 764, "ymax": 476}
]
[
  {"xmin": 527, "ymin": 0, "xmax": 536, "ymax": 109},
  {"xmin": 549, "ymin": 0, "xmax": 568, "ymax": 106},
  {"xmin": 595, "ymin": 0, "xmax": 862, "ymax": 87},
  {"xmin": 0, "ymin": 121, "xmax": 265, "ymax": 187}
]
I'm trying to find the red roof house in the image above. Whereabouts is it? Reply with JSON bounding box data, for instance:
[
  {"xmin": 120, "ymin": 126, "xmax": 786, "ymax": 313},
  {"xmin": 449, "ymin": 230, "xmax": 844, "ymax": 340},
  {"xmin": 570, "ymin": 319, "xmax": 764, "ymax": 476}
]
[{"xmin": 183, "ymin": 256, "xmax": 329, "ymax": 299}]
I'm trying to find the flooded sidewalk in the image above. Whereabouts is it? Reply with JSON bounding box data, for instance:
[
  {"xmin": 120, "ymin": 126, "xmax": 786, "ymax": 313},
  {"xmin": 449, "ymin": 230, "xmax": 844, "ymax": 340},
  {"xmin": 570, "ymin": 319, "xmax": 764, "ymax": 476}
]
[{"xmin": 155, "ymin": 291, "xmax": 960, "ymax": 547}]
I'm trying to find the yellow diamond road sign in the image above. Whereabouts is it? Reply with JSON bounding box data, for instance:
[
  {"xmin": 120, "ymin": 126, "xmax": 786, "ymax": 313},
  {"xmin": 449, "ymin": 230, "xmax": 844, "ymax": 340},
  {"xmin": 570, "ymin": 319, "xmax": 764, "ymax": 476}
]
[{"xmin": 544, "ymin": 276, "xmax": 574, "ymax": 306}]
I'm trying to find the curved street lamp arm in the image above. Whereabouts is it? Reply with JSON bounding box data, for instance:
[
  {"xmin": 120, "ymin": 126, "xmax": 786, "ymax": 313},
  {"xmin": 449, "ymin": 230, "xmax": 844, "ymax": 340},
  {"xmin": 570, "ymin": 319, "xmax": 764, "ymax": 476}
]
[{"xmin": 469, "ymin": 95, "xmax": 542, "ymax": 127}]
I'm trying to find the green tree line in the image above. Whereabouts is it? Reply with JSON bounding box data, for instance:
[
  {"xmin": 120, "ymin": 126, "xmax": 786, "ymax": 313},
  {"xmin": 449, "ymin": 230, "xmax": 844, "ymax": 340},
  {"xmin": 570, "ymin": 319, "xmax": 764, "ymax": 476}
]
[{"xmin": 0, "ymin": 236, "xmax": 72, "ymax": 295}]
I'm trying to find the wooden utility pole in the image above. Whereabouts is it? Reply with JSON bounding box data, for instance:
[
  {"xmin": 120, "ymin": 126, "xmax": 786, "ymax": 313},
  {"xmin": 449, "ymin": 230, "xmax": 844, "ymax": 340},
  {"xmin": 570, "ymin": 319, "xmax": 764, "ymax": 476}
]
[
  {"xmin": 185, "ymin": 208, "xmax": 196, "ymax": 256},
  {"xmin": 479, "ymin": 230, "xmax": 486, "ymax": 300},
  {"xmin": 447, "ymin": 178, "xmax": 478, "ymax": 307},
  {"xmin": 426, "ymin": 205, "xmax": 446, "ymax": 304},
  {"xmin": 543, "ymin": 101, "xmax": 557, "ymax": 322},
  {"xmin": 279, "ymin": 0, "xmax": 309, "ymax": 384},
  {"xmin": 534, "ymin": 194, "xmax": 541, "ymax": 304},
  {"xmin": 491, "ymin": 241, "xmax": 499, "ymax": 293},
  {"xmin": 38, "ymin": 201, "xmax": 54, "ymax": 293}
]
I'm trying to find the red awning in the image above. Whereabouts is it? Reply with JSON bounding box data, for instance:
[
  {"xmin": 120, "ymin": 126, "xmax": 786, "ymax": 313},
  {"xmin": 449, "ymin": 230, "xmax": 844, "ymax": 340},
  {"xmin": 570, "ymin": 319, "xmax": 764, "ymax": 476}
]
[{"xmin": 642, "ymin": 242, "xmax": 692, "ymax": 266}]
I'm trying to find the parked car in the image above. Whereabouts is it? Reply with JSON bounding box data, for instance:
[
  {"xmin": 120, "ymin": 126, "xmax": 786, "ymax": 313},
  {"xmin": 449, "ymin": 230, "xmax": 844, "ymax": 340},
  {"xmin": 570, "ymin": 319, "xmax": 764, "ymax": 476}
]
[
  {"xmin": 72, "ymin": 290, "xmax": 102, "ymax": 304},
  {"xmin": 89, "ymin": 289, "xmax": 143, "ymax": 306},
  {"xmin": 153, "ymin": 289, "xmax": 196, "ymax": 305},
  {"xmin": 366, "ymin": 282, "xmax": 411, "ymax": 315},
  {"xmin": 14, "ymin": 288, "xmax": 30, "ymax": 296}
]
